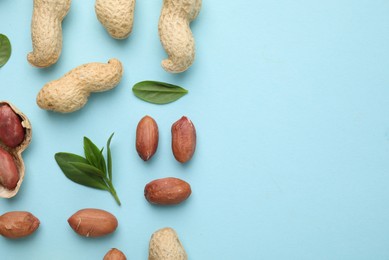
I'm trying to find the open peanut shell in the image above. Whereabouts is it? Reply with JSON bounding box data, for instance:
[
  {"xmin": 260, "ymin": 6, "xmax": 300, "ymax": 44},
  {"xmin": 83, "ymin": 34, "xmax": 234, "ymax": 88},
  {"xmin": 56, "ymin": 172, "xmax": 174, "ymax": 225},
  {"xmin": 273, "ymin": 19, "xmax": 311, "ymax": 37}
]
[{"xmin": 0, "ymin": 101, "xmax": 32, "ymax": 198}]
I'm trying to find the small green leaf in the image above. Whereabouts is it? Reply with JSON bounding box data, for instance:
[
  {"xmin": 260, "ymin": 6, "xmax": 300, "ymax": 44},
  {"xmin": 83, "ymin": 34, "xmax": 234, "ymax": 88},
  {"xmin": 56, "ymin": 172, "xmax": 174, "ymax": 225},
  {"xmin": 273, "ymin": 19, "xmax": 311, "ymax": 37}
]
[
  {"xmin": 55, "ymin": 153, "xmax": 108, "ymax": 190},
  {"xmin": 132, "ymin": 81, "xmax": 188, "ymax": 104},
  {"xmin": 0, "ymin": 34, "xmax": 11, "ymax": 68},
  {"xmin": 106, "ymin": 133, "xmax": 114, "ymax": 181},
  {"xmin": 55, "ymin": 134, "xmax": 121, "ymax": 206},
  {"xmin": 84, "ymin": 137, "xmax": 107, "ymax": 175},
  {"xmin": 69, "ymin": 162, "xmax": 105, "ymax": 178}
]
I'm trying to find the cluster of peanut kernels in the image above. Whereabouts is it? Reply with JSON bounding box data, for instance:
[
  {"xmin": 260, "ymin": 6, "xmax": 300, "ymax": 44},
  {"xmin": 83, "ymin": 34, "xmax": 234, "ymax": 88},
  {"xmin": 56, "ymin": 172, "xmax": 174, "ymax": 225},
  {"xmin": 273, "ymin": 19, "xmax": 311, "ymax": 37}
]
[
  {"xmin": 136, "ymin": 115, "xmax": 196, "ymax": 163},
  {"xmin": 136, "ymin": 116, "xmax": 196, "ymax": 207}
]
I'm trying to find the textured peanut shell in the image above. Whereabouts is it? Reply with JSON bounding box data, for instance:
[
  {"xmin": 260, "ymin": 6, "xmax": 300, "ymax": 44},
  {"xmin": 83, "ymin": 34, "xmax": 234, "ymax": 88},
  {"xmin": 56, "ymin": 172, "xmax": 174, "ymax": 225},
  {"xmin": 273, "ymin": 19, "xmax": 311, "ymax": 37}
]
[
  {"xmin": 158, "ymin": 0, "xmax": 202, "ymax": 73},
  {"xmin": 0, "ymin": 102, "xmax": 32, "ymax": 199},
  {"xmin": 36, "ymin": 58, "xmax": 123, "ymax": 113},
  {"xmin": 0, "ymin": 211, "xmax": 40, "ymax": 239},
  {"xmin": 104, "ymin": 248, "xmax": 127, "ymax": 260},
  {"xmin": 95, "ymin": 0, "xmax": 135, "ymax": 39},
  {"xmin": 68, "ymin": 208, "xmax": 118, "ymax": 238},
  {"xmin": 149, "ymin": 227, "xmax": 188, "ymax": 260},
  {"xmin": 28, "ymin": 0, "xmax": 71, "ymax": 68}
]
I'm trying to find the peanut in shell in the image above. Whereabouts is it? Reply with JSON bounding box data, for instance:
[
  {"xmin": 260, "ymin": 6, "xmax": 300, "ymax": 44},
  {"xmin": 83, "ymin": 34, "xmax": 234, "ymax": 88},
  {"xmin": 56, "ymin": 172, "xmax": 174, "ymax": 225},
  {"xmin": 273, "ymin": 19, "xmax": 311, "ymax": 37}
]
[{"xmin": 0, "ymin": 101, "xmax": 32, "ymax": 199}]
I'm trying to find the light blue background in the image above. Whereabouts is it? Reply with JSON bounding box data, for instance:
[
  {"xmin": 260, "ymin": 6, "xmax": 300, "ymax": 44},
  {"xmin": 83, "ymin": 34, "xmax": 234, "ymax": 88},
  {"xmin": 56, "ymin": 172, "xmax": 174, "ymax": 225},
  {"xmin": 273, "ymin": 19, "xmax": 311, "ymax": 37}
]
[{"xmin": 1, "ymin": 0, "xmax": 389, "ymax": 259}]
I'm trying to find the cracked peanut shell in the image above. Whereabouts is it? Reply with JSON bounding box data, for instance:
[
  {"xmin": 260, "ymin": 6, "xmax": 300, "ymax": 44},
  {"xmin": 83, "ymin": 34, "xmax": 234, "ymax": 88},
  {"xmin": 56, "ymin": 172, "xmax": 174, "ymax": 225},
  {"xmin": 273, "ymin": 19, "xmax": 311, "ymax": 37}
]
[{"xmin": 0, "ymin": 101, "xmax": 32, "ymax": 199}]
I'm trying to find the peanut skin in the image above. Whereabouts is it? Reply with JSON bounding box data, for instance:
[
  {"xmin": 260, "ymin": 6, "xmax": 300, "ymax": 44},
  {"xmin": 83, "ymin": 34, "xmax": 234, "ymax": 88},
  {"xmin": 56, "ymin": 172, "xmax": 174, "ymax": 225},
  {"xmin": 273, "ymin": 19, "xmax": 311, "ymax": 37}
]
[
  {"xmin": 158, "ymin": 0, "xmax": 201, "ymax": 73},
  {"xmin": 36, "ymin": 58, "xmax": 123, "ymax": 113},
  {"xmin": 68, "ymin": 208, "xmax": 118, "ymax": 238},
  {"xmin": 0, "ymin": 211, "xmax": 40, "ymax": 239},
  {"xmin": 28, "ymin": 0, "xmax": 71, "ymax": 68},
  {"xmin": 104, "ymin": 248, "xmax": 127, "ymax": 260},
  {"xmin": 149, "ymin": 227, "xmax": 187, "ymax": 260},
  {"xmin": 0, "ymin": 104, "xmax": 25, "ymax": 148},
  {"xmin": 144, "ymin": 177, "xmax": 191, "ymax": 205},
  {"xmin": 136, "ymin": 115, "xmax": 159, "ymax": 161},
  {"xmin": 95, "ymin": 0, "xmax": 135, "ymax": 39},
  {"xmin": 172, "ymin": 116, "xmax": 196, "ymax": 163},
  {"xmin": 0, "ymin": 147, "xmax": 19, "ymax": 190}
]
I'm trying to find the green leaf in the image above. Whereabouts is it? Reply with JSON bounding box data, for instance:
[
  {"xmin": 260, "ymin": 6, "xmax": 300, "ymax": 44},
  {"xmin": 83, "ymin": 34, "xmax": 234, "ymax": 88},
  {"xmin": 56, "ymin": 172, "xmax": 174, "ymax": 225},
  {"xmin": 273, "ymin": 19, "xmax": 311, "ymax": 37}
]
[
  {"xmin": 132, "ymin": 81, "xmax": 188, "ymax": 104},
  {"xmin": 54, "ymin": 153, "xmax": 109, "ymax": 190},
  {"xmin": 84, "ymin": 137, "xmax": 107, "ymax": 176},
  {"xmin": 69, "ymin": 162, "xmax": 105, "ymax": 178},
  {"xmin": 0, "ymin": 34, "xmax": 11, "ymax": 68},
  {"xmin": 106, "ymin": 133, "xmax": 114, "ymax": 181},
  {"xmin": 55, "ymin": 134, "xmax": 121, "ymax": 206}
]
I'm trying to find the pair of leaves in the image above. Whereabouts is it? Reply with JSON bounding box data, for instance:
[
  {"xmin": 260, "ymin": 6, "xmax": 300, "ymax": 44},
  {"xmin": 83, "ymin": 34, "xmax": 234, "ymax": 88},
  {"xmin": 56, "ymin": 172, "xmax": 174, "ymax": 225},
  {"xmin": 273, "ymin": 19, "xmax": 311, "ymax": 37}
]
[
  {"xmin": 55, "ymin": 133, "xmax": 120, "ymax": 205},
  {"xmin": 0, "ymin": 34, "xmax": 11, "ymax": 68},
  {"xmin": 132, "ymin": 81, "xmax": 188, "ymax": 104}
]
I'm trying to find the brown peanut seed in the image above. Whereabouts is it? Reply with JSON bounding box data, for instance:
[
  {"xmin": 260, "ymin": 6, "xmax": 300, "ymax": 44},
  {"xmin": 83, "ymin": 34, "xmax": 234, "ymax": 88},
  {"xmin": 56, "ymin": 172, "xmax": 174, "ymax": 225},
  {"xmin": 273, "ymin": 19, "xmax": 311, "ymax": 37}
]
[
  {"xmin": 144, "ymin": 177, "xmax": 191, "ymax": 205},
  {"xmin": 0, "ymin": 211, "xmax": 40, "ymax": 239},
  {"xmin": 136, "ymin": 115, "xmax": 159, "ymax": 161},
  {"xmin": 0, "ymin": 104, "xmax": 25, "ymax": 148},
  {"xmin": 104, "ymin": 248, "xmax": 127, "ymax": 260},
  {"xmin": 67, "ymin": 208, "xmax": 118, "ymax": 238},
  {"xmin": 0, "ymin": 147, "xmax": 19, "ymax": 190},
  {"xmin": 172, "ymin": 116, "xmax": 196, "ymax": 163}
]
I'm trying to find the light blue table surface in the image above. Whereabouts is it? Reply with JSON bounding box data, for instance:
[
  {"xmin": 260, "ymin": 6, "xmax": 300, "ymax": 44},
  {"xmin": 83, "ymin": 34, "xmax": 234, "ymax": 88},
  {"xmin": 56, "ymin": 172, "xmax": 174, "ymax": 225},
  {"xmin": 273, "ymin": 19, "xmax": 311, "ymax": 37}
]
[{"xmin": 1, "ymin": 1, "xmax": 389, "ymax": 259}]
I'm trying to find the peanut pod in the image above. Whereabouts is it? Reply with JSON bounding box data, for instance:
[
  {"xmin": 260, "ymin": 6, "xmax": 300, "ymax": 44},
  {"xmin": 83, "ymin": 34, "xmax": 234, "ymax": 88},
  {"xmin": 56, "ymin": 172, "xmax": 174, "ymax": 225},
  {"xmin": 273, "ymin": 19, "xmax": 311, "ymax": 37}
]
[
  {"xmin": 0, "ymin": 102, "xmax": 32, "ymax": 199},
  {"xmin": 148, "ymin": 227, "xmax": 188, "ymax": 260},
  {"xmin": 36, "ymin": 58, "xmax": 123, "ymax": 113},
  {"xmin": 28, "ymin": 0, "xmax": 71, "ymax": 68},
  {"xmin": 95, "ymin": 0, "xmax": 136, "ymax": 39},
  {"xmin": 158, "ymin": 0, "xmax": 202, "ymax": 73}
]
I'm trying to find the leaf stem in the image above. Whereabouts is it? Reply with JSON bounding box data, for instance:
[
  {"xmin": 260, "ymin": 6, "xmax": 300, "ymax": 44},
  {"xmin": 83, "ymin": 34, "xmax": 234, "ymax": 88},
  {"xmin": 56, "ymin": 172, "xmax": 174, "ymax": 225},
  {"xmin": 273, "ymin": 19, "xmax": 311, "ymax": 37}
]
[{"xmin": 106, "ymin": 178, "xmax": 121, "ymax": 206}]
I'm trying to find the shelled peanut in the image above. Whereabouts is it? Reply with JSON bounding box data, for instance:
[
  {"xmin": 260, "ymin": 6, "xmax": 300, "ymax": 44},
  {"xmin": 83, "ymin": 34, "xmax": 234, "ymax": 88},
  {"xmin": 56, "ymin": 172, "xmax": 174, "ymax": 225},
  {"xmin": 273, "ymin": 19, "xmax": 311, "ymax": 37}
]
[
  {"xmin": 67, "ymin": 208, "xmax": 118, "ymax": 238},
  {"xmin": 0, "ymin": 211, "xmax": 40, "ymax": 239},
  {"xmin": 104, "ymin": 248, "xmax": 127, "ymax": 260},
  {"xmin": 0, "ymin": 102, "xmax": 32, "ymax": 198},
  {"xmin": 136, "ymin": 115, "xmax": 159, "ymax": 161},
  {"xmin": 172, "ymin": 116, "xmax": 196, "ymax": 163},
  {"xmin": 145, "ymin": 177, "xmax": 191, "ymax": 205}
]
